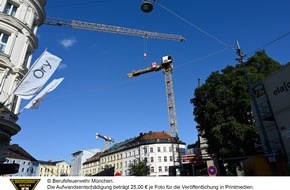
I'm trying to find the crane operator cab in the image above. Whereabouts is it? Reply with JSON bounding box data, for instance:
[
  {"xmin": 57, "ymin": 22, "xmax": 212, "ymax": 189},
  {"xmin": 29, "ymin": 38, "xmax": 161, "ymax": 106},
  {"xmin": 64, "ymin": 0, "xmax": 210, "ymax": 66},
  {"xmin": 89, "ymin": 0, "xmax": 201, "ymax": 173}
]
[{"xmin": 161, "ymin": 55, "xmax": 173, "ymax": 69}]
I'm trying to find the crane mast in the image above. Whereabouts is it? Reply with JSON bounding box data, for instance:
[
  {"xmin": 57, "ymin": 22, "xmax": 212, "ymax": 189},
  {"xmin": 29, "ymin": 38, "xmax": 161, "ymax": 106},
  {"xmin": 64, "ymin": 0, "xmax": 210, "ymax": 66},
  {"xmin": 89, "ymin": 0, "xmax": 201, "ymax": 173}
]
[
  {"xmin": 128, "ymin": 56, "xmax": 181, "ymax": 167},
  {"xmin": 44, "ymin": 17, "xmax": 186, "ymax": 42},
  {"xmin": 96, "ymin": 133, "xmax": 115, "ymax": 150}
]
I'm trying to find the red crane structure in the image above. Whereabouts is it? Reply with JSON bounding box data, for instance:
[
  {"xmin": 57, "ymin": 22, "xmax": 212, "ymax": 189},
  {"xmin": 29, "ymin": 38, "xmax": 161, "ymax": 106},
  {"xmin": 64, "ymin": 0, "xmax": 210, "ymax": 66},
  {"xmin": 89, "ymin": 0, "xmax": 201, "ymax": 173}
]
[{"xmin": 128, "ymin": 55, "xmax": 182, "ymax": 171}]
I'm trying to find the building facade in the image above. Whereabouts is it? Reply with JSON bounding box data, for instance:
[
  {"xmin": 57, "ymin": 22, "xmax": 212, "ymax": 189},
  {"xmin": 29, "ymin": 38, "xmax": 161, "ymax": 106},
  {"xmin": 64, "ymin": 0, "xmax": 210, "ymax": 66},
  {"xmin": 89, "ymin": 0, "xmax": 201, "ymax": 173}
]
[
  {"xmin": 82, "ymin": 152, "xmax": 103, "ymax": 176},
  {"xmin": 0, "ymin": 0, "xmax": 46, "ymax": 163},
  {"xmin": 255, "ymin": 63, "xmax": 290, "ymax": 164},
  {"xmin": 70, "ymin": 148, "xmax": 100, "ymax": 176},
  {"xmin": 4, "ymin": 144, "xmax": 39, "ymax": 176},
  {"xmin": 82, "ymin": 131, "xmax": 186, "ymax": 176},
  {"xmin": 38, "ymin": 160, "xmax": 70, "ymax": 176}
]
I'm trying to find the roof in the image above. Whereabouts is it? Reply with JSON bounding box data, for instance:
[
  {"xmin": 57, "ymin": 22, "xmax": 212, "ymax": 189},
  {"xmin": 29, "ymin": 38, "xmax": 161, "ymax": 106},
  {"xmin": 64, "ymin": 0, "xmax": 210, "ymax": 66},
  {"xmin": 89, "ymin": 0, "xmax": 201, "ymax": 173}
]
[
  {"xmin": 83, "ymin": 152, "xmax": 104, "ymax": 165},
  {"xmin": 138, "ymin": 131, "xmax": 172, "ymax": 141},
  {"xmin": 38, "ymin": 160, "xmax": 68, "ymax": 165},
  {"xmin": 132, "ymin": 131, "xmax": 185, "ymax": 144},
  {"xmin": 6, "ymin": 144, "xmax": 37, "ymax": 162},
  {"xmin": 84, "ymin": 131, "xmax": 185, "ymax": 161}
]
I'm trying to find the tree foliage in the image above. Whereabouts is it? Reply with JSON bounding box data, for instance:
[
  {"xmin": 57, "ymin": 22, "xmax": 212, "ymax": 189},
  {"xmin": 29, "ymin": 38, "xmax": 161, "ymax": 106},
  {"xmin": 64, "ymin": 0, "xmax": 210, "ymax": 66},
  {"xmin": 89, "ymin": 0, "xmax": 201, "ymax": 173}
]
[
  {"xmin": 128, "ymin": 158, "xmax": 150, "ymax": 176},
  {"xmin": 191, "ymin": 50, "xmax": 281, "ymax": 159}
]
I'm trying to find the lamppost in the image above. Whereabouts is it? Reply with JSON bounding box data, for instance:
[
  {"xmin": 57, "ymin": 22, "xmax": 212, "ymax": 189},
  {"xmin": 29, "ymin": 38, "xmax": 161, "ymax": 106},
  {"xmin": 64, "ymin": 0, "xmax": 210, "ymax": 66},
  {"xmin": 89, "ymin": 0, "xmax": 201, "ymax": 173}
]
[{"xmin": 141, "ymin": 0, "xmax": 156, "ymax": 13}]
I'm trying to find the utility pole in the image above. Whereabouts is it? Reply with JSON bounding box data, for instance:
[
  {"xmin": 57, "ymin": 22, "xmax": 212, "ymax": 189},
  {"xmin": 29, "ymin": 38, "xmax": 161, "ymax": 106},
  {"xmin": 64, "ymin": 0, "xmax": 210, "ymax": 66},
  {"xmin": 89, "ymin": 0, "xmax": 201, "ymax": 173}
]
[
  {"xmin": 235, "ymin": 41, "xmax": 279, "ymax": 175},
  {"xmin": 235, "ymin": 41, "xmax": 271, "ymax": 152}
]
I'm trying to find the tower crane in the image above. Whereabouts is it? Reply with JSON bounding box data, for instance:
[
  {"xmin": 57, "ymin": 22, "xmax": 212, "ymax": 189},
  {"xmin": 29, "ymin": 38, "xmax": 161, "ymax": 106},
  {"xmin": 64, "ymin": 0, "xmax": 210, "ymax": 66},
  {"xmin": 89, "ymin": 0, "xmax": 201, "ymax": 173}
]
[
  {"xmin": 96, "ymin": 133, "xmax": 115, "ymax": 151},
  {"xmin": 127, "ymin": 56, "xmax": 182, "ymax": 169},
  {"xmin": 44, "ymin": 17, "xmax": 186, "ymax": 42}
]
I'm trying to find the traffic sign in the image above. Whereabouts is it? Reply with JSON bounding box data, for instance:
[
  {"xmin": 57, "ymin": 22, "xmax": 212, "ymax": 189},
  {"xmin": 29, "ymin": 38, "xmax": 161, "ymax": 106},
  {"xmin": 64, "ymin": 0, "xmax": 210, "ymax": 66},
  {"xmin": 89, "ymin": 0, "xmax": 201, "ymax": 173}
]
[{"xmin": 208, "ymin": 165, "xmax": 217, "ymax": 176}]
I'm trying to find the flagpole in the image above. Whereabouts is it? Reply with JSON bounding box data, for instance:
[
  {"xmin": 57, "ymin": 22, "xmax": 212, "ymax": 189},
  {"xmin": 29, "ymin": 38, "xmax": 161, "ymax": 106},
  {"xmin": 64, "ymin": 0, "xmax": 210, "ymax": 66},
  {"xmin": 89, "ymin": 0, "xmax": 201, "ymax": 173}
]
[
  {"xmin": 1, "ymin": 49, "xmax": 49, "ymax": 108},
  {"xmin": 18, "ymin": 107, "xmax": 25, "ymax": 115},
  {"xmin": 12, "ymin": 49, "xmax": 48, "ymax": 94},
  {"xmin": 17, "ymin": 77, "xmax": 64, "ymax": 115}
]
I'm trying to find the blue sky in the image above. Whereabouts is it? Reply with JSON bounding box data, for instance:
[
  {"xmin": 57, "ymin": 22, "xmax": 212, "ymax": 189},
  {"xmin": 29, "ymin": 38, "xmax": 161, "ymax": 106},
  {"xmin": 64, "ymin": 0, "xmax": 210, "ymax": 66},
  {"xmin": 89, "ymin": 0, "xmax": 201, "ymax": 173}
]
[{"xmin": 12, "ymin": 0, "xmax": 290, "ymax": 163}]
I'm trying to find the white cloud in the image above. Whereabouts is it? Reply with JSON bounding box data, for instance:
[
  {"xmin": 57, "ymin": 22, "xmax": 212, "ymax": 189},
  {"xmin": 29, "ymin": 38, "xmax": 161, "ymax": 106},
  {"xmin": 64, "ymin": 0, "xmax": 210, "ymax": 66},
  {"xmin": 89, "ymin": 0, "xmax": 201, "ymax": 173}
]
[
  {"xmin": 58, "ymin": 63, "xmax": 68, "ymax": 71},
  {"xmin": 60, "ymin": 37, "xmax": 76, "ymax": 48}
]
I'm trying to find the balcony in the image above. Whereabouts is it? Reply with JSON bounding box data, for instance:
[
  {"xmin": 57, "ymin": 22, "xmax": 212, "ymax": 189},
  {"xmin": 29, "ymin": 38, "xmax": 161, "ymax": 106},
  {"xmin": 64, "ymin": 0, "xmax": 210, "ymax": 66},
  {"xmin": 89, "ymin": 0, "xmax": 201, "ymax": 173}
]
[{"xmin": 0, "ymin": 107, "xmax": 21, "ymax": 139}]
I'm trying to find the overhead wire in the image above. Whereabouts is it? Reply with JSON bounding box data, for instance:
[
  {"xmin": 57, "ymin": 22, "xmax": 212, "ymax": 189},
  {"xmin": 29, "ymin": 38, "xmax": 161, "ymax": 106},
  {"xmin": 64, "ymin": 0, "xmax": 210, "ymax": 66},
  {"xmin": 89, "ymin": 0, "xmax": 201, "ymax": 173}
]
[
  {"xmin": 39, "ymin": 2, "xmax": 290, "ymax": 101},
  {"xmin": 41, "ymin": 48, "xmax": 229, "ymax": 101},
  {"xmin": 46, "ymin": 0, "xmax": 120, "ymax": 9},
  {"xmin": 157, "ymin": 3, "xmax": 234, "ymax": 50},
  {"xmin": 244, "ymin": 31, "xmax": 290, "ymax": 58}
]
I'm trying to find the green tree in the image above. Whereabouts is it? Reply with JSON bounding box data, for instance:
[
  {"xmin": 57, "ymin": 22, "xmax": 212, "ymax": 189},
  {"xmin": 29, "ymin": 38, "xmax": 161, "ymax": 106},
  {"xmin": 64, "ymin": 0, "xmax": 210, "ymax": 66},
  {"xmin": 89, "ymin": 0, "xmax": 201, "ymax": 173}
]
[
  {"xmin": 128, "ymin": 158, "xmax": 150, "ymax": 176},
  {"xmin": 191, "ymin": 50, "xmax": 280, "ymax": 161}
]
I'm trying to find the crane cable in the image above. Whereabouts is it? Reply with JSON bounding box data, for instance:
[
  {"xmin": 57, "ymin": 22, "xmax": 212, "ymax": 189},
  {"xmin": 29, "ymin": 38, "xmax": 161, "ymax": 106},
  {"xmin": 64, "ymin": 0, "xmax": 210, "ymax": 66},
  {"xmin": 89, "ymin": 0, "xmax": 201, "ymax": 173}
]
[{"xmin": 143, "ymin": 36, "xmax": 149, "ymax": 60}]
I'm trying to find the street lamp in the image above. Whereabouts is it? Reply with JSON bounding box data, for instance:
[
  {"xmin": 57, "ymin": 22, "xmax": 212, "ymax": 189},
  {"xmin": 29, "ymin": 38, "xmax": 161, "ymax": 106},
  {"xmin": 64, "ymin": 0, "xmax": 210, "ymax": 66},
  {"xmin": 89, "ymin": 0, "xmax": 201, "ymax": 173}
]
[{"xmin": 141, "ymin": 0, "xmax": 155, "ymax": 13}]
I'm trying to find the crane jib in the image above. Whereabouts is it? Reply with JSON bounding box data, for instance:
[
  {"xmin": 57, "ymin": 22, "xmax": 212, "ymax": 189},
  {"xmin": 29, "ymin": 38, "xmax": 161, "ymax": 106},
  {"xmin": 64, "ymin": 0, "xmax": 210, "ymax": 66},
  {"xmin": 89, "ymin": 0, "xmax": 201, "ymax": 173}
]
[{"xmin": 44, "ymin": 17, "xmax": 185, "ymax": 41}]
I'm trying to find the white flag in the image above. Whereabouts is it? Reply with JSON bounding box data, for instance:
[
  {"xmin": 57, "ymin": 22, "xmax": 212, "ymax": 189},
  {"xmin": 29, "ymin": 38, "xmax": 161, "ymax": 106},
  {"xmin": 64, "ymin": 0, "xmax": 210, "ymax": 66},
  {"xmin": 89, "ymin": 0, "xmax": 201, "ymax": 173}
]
[
  {"xmin": 13, "ymin": 50, "xmax": 62, "ymax": 99},
  {"xmin": 20, "ymin": 78, "xmax": 64, "ymax": 112}
]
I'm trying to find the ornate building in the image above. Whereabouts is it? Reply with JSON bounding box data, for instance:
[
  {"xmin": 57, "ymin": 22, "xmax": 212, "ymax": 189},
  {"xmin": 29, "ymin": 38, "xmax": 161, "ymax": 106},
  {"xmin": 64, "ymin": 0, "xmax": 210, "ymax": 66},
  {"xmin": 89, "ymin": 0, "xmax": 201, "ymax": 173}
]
[{"xmin": 0, "ymin": 0, "xmax": 46, "ymax": 164}]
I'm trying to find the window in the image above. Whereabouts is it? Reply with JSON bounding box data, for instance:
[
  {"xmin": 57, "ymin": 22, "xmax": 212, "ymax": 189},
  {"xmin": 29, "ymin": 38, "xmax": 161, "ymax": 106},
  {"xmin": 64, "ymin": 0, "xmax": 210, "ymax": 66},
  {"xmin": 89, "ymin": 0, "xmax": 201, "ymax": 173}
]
[
  {"xmin": 164, "ymin": 156, "xmax": 167, "ymax": 162},
  {"xmin": 150, "ymin": 167, "xmax": 154, "ymax": 172},
  {"xmin": 164, "ymin": 166, "xmax": 168, "ymax": 172},
  {"xmin": 150, "ymin": 157, "xmax": 154, "ymax": 162},
  {"xmin": 4, "ymin": 2, "xmax": 17, "ymax": 16},
  {"xmin": 157, "ymin": 147, "xmax": 161, "ymax": 152},
  {"xmin": 158, "ymin": 156, "xmax": 161, "ymax": 162},
  {"xmin": 169, "ymin": 147, "xmax": 172, "ymax": 152},
  {"xmin": 150, "ymin": 147, "xmax": 153, "ymax": 152},
  {"xmin": 170, "ymin": 156, "xmax": 173, "ymax": 162},
  {"xmin": 0, "ymin": 33, "xmax": 9, "ymax": 53},
  {"xmin": 143, "ymin": 147, "xmax": 147, "ymax": 154},
  {"xmin": 163, "ymin": 147, "xmax": 166, "ymax": 152},
  {"xmin": 159, "ymin": 166, "xmax": 162, "ymax": 172}
]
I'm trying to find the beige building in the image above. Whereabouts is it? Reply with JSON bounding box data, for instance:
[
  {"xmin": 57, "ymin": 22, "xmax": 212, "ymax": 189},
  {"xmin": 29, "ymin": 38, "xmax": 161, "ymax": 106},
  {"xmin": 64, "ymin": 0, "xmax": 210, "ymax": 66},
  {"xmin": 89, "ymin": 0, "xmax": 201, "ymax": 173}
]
[
  {"xmin": 82, "ymin": 152, "xmax": 103, "ymax": 176},
  {"xmin": 38, "ymin": 160, "xmax": 70, "ymax": 176},
  {"xmin": 82, "ymin": 131, "xmax": 186, "ymax": 176}
]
